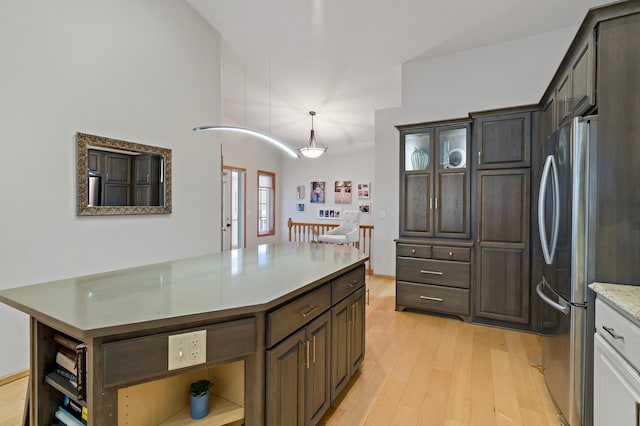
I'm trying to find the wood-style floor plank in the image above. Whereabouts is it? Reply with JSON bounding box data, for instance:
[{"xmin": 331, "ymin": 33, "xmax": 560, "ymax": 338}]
[{"xmin": 0, "ymin": 276, "xmax": 559, "ymax": 426}]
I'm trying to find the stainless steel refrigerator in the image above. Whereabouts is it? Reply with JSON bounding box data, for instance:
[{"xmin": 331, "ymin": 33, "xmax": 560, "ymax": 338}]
[{"xmin": 536, "ymin": 116, "xmax": 597, "ymax": 426}]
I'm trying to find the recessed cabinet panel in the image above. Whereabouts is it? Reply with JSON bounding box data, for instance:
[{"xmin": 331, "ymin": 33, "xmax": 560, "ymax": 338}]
[
  {"xmin": 478, "ymin": 170, "xmax": 529, "ymax": 243},
  {"xmin": 556, "ymin": 72, "xmax": 571, "ymax": 125},
  {"xmin": 476, "ymin": 112, "xmax": 531, "ymax": 169},
  {"xmin": 403, "ymin": 173, "xmax": 431, "ymax": 235},
  {"xmin": 437, "ymin": 171, "xmax": 468, "ymax": 237},
  {"xmin": 476, "ymin": 247, "xmax": 529, "ymax": 324}
]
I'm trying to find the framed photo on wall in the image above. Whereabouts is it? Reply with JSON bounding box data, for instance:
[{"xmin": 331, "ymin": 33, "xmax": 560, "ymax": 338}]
[
  {"xmin": 296, "ymin": 185, "xmax": 305, "ymax": 199},
  {"xmin": 359, "ymin": 203, "xmax": 371, "ymax": 214},
  {"xmin": 357, "ymin": 182, "xmax": 370, "ymax": 199},
  {"xmin": 296, "ymin": 203, "xmax": 305, "ymax": 212},
  {"xmin": 334, "ymin": 180, "xmax": 352, "ymax": 204},
  {"xmin": 317, "ymin": 208, "xmax": 342, "ymax": 219},
  {"xmin": 310, "ymin": 181, "xmax": 325, "ymax": 203}
]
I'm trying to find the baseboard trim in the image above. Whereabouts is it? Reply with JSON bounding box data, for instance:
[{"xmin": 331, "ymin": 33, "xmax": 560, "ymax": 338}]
[
  {"xmin": 370, "ymin": 273, "xmax": 395, "ymax": 280},
  {"xmin": 0, "ymin": 369, "xmax": 29, "ymax": 387}
]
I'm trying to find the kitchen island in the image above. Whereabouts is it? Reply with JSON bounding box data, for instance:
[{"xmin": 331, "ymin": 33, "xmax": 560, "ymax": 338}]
[{"xmin": 0, "ymin": 242, "xmax": 368, "ymax": 426}]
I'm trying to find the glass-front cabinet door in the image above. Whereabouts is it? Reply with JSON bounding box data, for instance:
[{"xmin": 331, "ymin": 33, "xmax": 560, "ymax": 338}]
[
  {"xmin": 435, "ymin": 125, "xmax": 470, "ymax": 238},
  {"xmin": 398, "ymin": 121, "xmax": 470, "ymax": 239},
  {"xmin": 400, "ymin": 129, "xmax": 434, "ymax": 237}
]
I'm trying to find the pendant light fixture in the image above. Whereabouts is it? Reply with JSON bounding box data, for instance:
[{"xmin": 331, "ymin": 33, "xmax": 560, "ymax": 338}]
[{"xmin": 298, "ymin": 111, "xmax": 327, "ymax": 158}]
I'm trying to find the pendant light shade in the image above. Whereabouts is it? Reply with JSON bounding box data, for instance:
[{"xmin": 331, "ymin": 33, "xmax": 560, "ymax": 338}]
[{"xmin": 298, "ymin": 111, "xmax": 327, "ymax": 158}]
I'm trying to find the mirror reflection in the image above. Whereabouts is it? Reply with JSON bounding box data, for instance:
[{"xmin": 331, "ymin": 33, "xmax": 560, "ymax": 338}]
[{"xmin": 77, "ymin": 132, "xmax": 172, "ymax": 216}]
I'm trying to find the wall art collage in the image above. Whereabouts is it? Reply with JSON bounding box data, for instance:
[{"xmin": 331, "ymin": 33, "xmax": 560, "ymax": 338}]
[{"xmin": 296, "ymin": 181, "xmax": 371, "ymax": 218}]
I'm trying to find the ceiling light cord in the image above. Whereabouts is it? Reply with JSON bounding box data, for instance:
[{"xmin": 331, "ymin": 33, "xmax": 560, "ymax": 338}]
[{"xmin": 298, "ymin": 111, "xmax": 327, "ymax": 158}]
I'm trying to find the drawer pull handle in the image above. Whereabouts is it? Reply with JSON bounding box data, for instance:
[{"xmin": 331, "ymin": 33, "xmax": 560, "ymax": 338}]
[
  {"xmin": 300, "ymin": 305, "xmax": 318, "ymax": 318},
  {"xmin": 420, "ymin": 270, "xmax": 444, "ymax": 276},
  {"xmin": 411, "ymin": 249, "xmax": 416, "ymax": 253},
  {"xmin": 602, "ymin": 325, "xmax": 625, "ymax": 341},
  {"xmin": 366, "ymin": 288, "xmax": 370, "ymax": 306},
  {"xmin": 449, "ymin": 251, "xmax": 453, "ymax": 256},
  {"xmin": 348, "ymin": 280, "xmax": 359, "ymax": 287},
  {"xmin": 420, "ymin": 296, "xmax": 443, "ymax": 302}
]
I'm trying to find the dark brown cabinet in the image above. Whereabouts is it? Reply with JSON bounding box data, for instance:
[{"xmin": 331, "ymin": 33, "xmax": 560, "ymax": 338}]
[
  {"xmin": 266, "ymin": 265, "xmax": 366, "ymax": 425},
  {"xmin": 330, "ymin": 287, "xmax": 365, "ymax": 401},
  {"xmin": 475, "ymin": 169, "xmax": 530, "ymax": 324},
  {"xmin": 398, "ymin": 121, "xmax": 471, "ymax": 239},
  {"xmin": 555, "ymin": 31, "xmax": 596, "ymax": 126},
  {"xmin": 594, "ymin": 12, "xmax": 640, "ymax": 284},
  {"xmin": 267, "ymin": 311, "xmax": 331, "ymax": 426},
  {"xmin": 396, "ymin": 240, "xmax": 472, "ymax": 321},
  {"xmin": 475, "ymin": 111, "xmax": 531, "ymax": 169}
]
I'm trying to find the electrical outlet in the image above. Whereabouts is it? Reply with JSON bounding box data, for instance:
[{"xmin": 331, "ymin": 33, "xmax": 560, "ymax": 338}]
[{"xmin": 168, "ymin": 330, "xmax": 206, "ymax": 371}]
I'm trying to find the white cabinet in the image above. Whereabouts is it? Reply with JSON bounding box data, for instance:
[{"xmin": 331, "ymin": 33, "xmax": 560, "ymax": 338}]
[{"xmin": 594, "ymin": 299, "xmax": 640, "ymax": 426}]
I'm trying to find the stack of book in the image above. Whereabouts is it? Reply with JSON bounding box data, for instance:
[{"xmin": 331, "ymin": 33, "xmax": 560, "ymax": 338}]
[
  {"xmin": 54, "ymin": 395, "xmax": 88, "ymax": 425},
  {"xmin": 51, "ymin": 333, "xmax": 87, "ymax": 400}
]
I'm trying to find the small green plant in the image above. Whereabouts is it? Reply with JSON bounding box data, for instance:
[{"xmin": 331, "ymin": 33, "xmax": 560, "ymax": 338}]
[{"xmin": 189, "ymin": 379, "xmax": 213, "ymax": 397}]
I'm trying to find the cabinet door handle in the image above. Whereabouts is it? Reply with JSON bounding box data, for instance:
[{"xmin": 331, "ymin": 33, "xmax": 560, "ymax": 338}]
[
  {"xmin": 366, "ymin": 288, "xmax": 370, "ymax": 306},
  {"xmin": 312, "ymin": 336, "xmax": 316, "ymax": 364},
  {"xmin": 300, "ymin": 305, "xmax": 318, "ymax": 318},
  {"xmin": 420, "ymin": 270, "xmax": 444, "ymax": 276},
  {"xmin": 602, "ymin": 325, "xmax": 625, "ymax": 341},
  {"xmin": 478, "ymin": 151, "xmax": 481, "ymax": 165},
  {"xmin": 435, "ymin": 197, "xmax": 438, "ymax": 210},
  {"xmin": 420, "ymin": 295, "xmax": 443, "ymax": 302},
  {"xmin": 429, "ymin": 197, "xmax": 433, "ymax": 210},
  {"xmin": 305, "ymin": 339, "xmax": 311, "ymax": 368}
]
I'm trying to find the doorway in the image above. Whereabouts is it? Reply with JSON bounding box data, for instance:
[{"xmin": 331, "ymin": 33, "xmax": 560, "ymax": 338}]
[{"xmin": 222, "ymin": 166, "xmax": 246, "ymax": 251}]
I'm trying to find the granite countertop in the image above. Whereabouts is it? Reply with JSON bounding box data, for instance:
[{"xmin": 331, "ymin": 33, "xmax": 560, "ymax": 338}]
[
  {"xmin": 590, "ymin": 282, "xmax": 640, "ymax": 323},
  {"xmin": 0, "ymin": 242, "xmax": 368, "ymax": 337}
]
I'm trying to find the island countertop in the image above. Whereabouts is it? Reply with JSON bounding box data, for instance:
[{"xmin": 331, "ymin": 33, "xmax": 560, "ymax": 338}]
[{"xmin": 0, "ymin": 242, "xmax": 368, "ymax": 338}]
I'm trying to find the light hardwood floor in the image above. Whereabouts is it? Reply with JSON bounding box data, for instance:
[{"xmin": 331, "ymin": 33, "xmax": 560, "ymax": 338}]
[{"xmin": 0, "ymin": 276, "xmax": 559, "ymax": 425}]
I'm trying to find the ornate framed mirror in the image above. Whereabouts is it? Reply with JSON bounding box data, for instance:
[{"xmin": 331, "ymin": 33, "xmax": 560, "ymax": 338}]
[{"xmin": 76, "ymin": 132, "xmax": 172, "ymax": 216}]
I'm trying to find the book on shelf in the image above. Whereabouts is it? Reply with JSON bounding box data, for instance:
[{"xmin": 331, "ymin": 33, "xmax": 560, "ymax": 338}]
[
  {"xmin": 54, "ymin": 405, "xmax": 85, "ymax": 426},
  {"xmin": 54, "ymin": 365, "xmax": 77, "ymax": 383},
  {"xmin": 55, "ymin": 351, "xmax": 77, "ymax": 374},
  {"xmin": 63, "ymin": 394, "xmax": 88, "ymax": 424},
  {"xmin": 51, "ymin": 333, "xmax": 87, "ymax": 401}
]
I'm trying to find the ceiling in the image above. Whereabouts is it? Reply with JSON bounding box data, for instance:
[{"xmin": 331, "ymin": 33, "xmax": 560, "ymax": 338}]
[{"xmin": 187, "ymin": 0, "xmax": 608, "ymax": 155}]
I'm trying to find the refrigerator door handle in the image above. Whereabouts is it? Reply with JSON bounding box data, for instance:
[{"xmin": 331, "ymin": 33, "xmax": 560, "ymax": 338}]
[
  {"xmin": 538, "ymin": 154, "xmax": 560, "ymax": 264},
  {"xmin": 536, "ymin": 281, "xmax": 570, "ymax": 315}
]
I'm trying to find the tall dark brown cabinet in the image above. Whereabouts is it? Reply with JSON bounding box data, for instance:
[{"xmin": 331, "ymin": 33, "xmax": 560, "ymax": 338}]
[
  {"xmin": 594, "ymin": 12, "xmax": 640, "ymax": 284},
  {"xmin": 473, "ymin": 110, "xmax": 534, "ymax": 326},
  {"xmin": 396, "ymin": 120, "xmax": 473, "ymax": 321}
]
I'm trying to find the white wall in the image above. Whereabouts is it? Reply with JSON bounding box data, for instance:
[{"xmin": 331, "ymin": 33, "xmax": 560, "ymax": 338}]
[
  {"xmin": 279, "ymin": 149, "xmax": 375, "ymax": 233},
  {"xmin": 373, "ymin": 27, "xmax": 578, "ymax": 277},
  {"xmin": 0, "ymin": 0, "xmax": 222, "ymax": 377}
]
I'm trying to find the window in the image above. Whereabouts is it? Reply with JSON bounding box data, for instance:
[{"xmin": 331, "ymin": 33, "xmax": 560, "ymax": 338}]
[{"xmin": 257, "ymin": 170, "xmax": 275, "ymax": 236}]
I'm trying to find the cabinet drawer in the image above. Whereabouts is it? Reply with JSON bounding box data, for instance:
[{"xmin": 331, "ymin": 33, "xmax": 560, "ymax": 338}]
[
  {"xmin": 332, "ymin": 265, "xmax": 365, "ymax": 304},
  {"xmin": 432, "ymin": 246, "xmax": 471, "ymax": 262},
  {"xmin": 396, "ymin": 257, "xmax": 470, "ymax": 289},
  {"xmin": 102, "ymin": 318, "xmax": 256, "ymax": 387},
  {"xmin": 596, "ymin": 299, "xmax": 640, "ymax": 370},
  {"xmin": 397, "ymin": 281, "xmax": 469, "ymax": 315},
  {"xmin": 267, "ymin": 284, "xmax": 331, "ymax": 348},
  {"xmin": 396, "ymin": 243, "xmax": 432, "ymax": 259}
]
